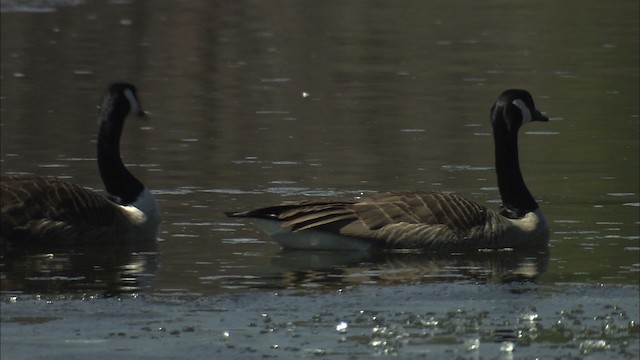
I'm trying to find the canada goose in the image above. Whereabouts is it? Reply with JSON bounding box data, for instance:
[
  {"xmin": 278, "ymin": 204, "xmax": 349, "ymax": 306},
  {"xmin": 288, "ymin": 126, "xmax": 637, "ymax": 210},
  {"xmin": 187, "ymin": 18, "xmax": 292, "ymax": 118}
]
[
  {"xmin": 1, "ymin": 83, "xmax": 159, "ymax": 245},
  {"xmin": 226, "ymin": 89, "xmax": 550, "ymax": 251}
]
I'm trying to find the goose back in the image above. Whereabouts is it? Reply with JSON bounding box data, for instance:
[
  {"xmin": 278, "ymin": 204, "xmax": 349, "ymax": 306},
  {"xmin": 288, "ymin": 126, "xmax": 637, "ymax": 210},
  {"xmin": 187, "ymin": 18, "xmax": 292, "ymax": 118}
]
[
  {"xmin": 1, "ymin": 175, "xmax": 151, "ymax": 244},
  {"xmin": 227, "ymin": 191, "xmax": 546, "ymax": 251}
]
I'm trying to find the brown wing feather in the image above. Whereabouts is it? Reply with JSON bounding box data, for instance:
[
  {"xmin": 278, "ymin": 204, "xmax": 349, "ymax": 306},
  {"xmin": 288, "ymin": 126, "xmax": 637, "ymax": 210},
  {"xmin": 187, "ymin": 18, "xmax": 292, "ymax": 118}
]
[
  {"xmin": 300, "ymin": 192, "xmax": 492, "ymax": 234},
  {"xmin": 341, "ymin": 192, "xmax": 500, "ymax": 248},
  {"xmin": 226, "ymin": 191, "xmax": 505, "ymax": 249},
  {"xmin": 230, "ymin": 202, "xmax": 358, "ymax": 233},
  {"xmin": 1, "ymin": 175, "xmax": 127, "ymax": 242}
]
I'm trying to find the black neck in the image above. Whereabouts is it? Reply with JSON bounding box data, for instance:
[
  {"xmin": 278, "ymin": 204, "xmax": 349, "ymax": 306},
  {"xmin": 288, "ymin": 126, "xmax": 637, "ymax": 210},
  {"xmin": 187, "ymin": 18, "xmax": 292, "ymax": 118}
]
[
  {"xmin": 493, "ymin": 126, "xmax": 538, "ymax": 218},
  {"xmin": 97, "ymin": 99, "xmax": 143, "ymax": 205}
]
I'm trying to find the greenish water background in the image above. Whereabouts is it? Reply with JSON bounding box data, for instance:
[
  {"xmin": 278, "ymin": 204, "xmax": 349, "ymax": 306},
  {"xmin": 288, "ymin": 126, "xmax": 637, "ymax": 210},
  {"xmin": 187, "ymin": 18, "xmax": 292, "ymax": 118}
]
[{"xmin": 1, "ymin": 0, "xmax": 638, "ymax": 358}]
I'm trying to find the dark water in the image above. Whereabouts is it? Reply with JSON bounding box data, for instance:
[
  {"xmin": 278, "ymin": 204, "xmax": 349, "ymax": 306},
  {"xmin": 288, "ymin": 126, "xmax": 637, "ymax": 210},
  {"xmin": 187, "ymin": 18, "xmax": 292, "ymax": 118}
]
[{"xmin": 1, "ymin": 0, "xmax": 638, "ymax": 358}]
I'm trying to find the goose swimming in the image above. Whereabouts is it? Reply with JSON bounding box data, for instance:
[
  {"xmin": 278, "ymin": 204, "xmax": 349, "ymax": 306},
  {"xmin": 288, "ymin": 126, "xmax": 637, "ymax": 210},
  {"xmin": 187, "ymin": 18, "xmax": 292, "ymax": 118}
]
[
  {"xmin": 225, "ymin": 89, "xmax": 550, "ymax": 251},
  {"xmin": 1, "ymin": 83, "xmax": 159, "ymax": 245}
]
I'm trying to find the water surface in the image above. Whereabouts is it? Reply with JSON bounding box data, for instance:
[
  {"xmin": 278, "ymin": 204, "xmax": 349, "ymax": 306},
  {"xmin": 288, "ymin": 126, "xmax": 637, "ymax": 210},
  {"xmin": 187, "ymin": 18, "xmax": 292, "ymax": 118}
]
[{"xmin": 1, "ymin": 0, "xmax": 638, "ymax": 358}]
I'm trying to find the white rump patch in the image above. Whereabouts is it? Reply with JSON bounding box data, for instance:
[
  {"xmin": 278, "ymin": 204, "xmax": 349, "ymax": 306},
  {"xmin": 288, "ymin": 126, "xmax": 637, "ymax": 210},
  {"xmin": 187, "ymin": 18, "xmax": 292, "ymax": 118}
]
[{"xmin": 512, "ymin": 99, "xmax": 532, "ymax": 124}]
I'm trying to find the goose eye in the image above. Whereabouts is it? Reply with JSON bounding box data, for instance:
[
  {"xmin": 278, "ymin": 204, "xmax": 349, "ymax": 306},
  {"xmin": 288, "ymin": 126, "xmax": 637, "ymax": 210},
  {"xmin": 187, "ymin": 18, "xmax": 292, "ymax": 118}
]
[{"xmin": 511, "ymin": 99, "xmax": 532, "ymax": 123}]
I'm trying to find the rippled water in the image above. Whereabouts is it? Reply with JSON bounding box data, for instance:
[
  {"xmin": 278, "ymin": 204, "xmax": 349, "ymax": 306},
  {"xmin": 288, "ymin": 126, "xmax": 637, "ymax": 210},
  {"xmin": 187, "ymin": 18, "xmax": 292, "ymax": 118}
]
[{"xmin": 1, "ymin": 0, "xmax": 639, "ymax": 358}]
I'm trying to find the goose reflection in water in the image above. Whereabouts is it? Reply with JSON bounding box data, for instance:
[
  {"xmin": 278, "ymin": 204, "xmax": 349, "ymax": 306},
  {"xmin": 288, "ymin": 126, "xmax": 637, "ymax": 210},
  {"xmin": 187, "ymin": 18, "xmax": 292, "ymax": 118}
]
[
  {"xmin": 260, "ymin": 247, "xmax": 550, "ymax": 289},
  {"xmin": 1, "ymin": 240, "xmax": 159, "ymax": 296}
]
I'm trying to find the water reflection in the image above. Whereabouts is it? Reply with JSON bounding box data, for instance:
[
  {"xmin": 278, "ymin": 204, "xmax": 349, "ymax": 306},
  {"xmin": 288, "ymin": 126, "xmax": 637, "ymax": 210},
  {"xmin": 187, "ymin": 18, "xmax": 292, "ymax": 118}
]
[
  {"xmin": 214, "ymin": 247, "xmax": 550, "ymax": 291},
  {"xmin": 0, "ymin": 0, "xmax": 637, "ymax": 295},
  {"xmin": 1, "ymin": 241, "xmax": 158, "ymax": 296}
]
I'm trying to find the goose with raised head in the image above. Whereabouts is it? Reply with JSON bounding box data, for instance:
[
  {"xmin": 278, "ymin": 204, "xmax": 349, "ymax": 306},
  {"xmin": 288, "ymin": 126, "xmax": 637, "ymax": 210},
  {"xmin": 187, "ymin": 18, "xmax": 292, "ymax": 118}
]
[
  {"xmin": 226, "ymin": 89, "xmax": 551, "ymax": 251},
  {"xmin": 1, "ymin": 83, "xmax": 160, "ymax": 245}
]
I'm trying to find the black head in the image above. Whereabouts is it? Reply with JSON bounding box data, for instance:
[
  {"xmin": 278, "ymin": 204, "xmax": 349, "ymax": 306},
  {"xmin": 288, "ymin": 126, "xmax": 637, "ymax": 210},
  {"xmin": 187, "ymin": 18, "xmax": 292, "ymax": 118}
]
[
  {"xmin": 98, "ymin": 82, "xmax": 146, "ymax": 122},
  {"xmin": 490, "ymin": 89, "xmax": 548, "ymax": 133}
]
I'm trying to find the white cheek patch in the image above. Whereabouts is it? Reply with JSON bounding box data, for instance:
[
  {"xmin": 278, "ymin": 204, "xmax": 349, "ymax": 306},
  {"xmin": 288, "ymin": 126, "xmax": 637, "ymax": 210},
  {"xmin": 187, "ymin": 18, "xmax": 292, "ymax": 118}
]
[
  {"xmin": 123, "ymin": 88, "xmax": 142, "ymax": 114},
  {"xmin": 512, "ymin": 99, "xmax": 532, "ymax": 123}
]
